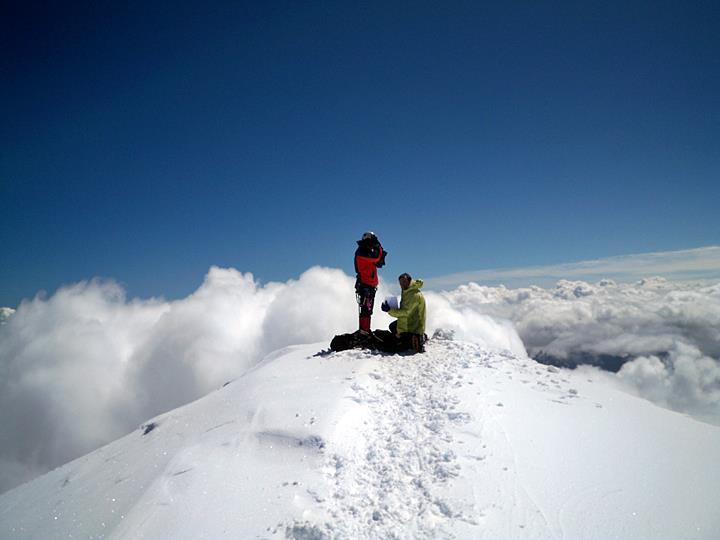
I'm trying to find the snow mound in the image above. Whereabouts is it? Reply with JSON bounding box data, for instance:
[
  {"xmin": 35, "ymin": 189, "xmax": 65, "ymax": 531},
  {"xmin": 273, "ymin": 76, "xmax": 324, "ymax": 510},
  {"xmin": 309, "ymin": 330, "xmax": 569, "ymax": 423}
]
[{"xmin": 1, "ymin": 340, "xmax": 718, "ymax": 539}]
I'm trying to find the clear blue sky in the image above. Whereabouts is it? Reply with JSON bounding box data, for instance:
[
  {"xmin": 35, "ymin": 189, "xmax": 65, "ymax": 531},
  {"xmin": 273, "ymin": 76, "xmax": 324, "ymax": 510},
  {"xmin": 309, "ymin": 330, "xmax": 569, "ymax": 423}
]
[{"xmin": 2, "ymin": 1, "xmax": 718, "ymax": 306}]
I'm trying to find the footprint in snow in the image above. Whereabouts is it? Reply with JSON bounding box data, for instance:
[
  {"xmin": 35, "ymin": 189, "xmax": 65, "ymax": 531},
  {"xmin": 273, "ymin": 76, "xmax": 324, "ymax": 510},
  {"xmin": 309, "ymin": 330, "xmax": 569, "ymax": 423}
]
[{"xmin": 447, "ymin": 411, "xmax": 472, "ymax": 423}]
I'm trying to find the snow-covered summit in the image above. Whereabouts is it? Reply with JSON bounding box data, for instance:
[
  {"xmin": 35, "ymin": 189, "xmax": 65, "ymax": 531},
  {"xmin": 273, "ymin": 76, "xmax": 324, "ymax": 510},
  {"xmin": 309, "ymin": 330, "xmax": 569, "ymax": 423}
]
[{"xmin": 1, "ymin": 339, "xmax": 718, "ymax": 539}]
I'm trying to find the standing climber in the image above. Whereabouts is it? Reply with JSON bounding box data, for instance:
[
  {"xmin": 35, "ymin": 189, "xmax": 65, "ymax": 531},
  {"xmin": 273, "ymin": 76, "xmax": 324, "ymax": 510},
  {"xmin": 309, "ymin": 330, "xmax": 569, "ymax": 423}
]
[{"xmin": 354, "ymin": 231, "xmax": 387, "ymax": 334}]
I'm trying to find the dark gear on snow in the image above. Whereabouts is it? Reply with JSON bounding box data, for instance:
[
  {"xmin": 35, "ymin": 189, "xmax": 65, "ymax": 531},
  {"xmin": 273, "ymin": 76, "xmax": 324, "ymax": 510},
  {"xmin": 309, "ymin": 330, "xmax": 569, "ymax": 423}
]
[{"xmin": 330, "ymin": 329, "xmax": 426, "ymax": 354}]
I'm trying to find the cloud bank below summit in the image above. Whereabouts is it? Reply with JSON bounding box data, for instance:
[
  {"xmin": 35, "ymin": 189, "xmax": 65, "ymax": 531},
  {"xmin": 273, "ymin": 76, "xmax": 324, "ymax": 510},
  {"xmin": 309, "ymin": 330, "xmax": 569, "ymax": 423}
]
[
  {"xmin": 439, "ymin": 277, "xmax": 720, "ymax": 425},
  {"xmin": 0, "ymin": 266, "xmax": 524, "ymax": 494},
  {"xmin": 1, "ymin": 262, "xmax": 719, "ymax": 494}
]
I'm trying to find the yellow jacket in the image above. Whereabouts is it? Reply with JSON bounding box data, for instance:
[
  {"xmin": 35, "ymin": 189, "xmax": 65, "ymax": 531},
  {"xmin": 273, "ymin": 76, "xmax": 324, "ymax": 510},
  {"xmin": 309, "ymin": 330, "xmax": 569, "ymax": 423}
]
[{"xmin": 388, "ymin": 279, "xmax": 426, "ymax": 335}]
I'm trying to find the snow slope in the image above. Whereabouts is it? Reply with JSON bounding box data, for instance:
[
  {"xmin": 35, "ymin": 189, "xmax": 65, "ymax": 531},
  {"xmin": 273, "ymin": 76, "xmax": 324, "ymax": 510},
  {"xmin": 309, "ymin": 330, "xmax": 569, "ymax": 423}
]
[{"xmin": 1, "ymin": 338, "xmax": 718, "ymax": 539}]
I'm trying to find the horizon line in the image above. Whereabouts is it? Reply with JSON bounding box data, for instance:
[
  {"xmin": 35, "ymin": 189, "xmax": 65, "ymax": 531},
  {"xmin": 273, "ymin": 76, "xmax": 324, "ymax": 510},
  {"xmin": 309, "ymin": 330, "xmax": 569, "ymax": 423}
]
[{"xmin": 424, "ymin": 245, "xmax": 720, "ymax": 291}]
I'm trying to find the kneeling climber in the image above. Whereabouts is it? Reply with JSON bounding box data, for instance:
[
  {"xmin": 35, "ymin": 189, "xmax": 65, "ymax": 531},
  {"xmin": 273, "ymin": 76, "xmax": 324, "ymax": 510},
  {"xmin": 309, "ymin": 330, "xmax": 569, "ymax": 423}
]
[{"xmin": 382, "ymin": 273, "xmax": 426, "ymax": 353}]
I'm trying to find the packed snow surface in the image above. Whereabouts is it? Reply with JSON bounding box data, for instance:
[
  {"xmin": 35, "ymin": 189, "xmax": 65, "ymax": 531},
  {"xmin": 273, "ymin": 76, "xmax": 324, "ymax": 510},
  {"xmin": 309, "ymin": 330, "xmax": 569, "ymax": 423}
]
[{"xmin": 1, "ymin": 339, "xmax": 718, "ymax": 539}]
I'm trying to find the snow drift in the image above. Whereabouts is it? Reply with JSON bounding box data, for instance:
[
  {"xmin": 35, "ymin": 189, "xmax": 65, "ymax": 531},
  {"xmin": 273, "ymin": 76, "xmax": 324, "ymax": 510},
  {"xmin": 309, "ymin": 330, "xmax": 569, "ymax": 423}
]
[{"xmin": 1, "ymin": 339, "xmax": 718, "ymax": 539}]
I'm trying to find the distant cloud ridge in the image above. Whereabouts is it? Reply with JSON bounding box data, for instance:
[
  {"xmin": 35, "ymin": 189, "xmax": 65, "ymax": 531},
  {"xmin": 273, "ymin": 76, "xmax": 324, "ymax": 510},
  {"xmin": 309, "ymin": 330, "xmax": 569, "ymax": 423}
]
[
  {"xmin": 438, "ymin": 277, "xmax": 720, "ymax": 425},
  {"xmin": 426, "ymin": 246, "xmax": 720, "ymax": 290}
]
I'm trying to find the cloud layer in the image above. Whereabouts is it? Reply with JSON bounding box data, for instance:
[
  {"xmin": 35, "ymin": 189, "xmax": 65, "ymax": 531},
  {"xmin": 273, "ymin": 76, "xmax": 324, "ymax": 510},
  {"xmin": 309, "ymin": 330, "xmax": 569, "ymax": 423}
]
[
  {"xmin": 2, "ymin": 265, "xmax": 718, "ymax": 494},
  {"xmin": 0, "ymin": 267, "xmax": 524, "ymax": 493},
  {"xmin": 439, "ymin": 277, "xmax": 720, "ymax": 425},
  {"xmin": 425, "ymin": 246, "xmax": 720, "ymax": 290}
]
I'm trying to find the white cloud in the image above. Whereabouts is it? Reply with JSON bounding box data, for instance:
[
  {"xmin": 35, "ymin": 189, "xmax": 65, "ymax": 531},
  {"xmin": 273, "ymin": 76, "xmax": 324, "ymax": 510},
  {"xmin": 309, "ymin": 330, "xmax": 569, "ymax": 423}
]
[
  {"xmin": 4, "ymin": 262, "xmax": 716, "ymax": 494},
  {"xmin": 423, "ymin": 292, "xmax": 527, "ymax": 357},
  {"xmin": 435, "ymin": 277, "xmax": 720, "ymax": 425},
  {"xmin": 618, "ymin": 343, "xmax": 720, "ymax": 425},
  {"xmin": 0, "ymin": 266, "xmax": 523, "ymax": 493},
  {"xmin": 0, "ymin": 308, "xmax": 13, "ymax": 325}
]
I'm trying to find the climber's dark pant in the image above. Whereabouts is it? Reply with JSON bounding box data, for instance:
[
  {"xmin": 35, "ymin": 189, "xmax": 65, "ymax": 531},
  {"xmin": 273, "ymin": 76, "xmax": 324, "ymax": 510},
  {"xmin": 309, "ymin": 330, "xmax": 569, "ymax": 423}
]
[{"xmin": 356, "ymin": 284, "xmax": 376, "ymax": 332}]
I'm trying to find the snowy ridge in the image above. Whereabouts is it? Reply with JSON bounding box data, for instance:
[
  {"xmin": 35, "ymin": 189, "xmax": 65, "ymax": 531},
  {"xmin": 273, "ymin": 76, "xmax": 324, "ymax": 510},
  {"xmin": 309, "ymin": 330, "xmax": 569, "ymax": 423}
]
[
  {"xmin": 1, "ymin": 339, "xmax": 719, "ymax": 539},
  {"xmin": 315, "ymin": 339, "xmax": 483, "ymax": 538}
]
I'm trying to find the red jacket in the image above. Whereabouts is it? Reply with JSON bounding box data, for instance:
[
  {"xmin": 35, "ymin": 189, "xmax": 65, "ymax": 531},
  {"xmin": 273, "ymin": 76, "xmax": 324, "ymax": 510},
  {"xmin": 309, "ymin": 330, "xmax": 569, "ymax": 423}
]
[{"xmin": 355, "ymin": 245, "xmax": 384, "ymax": 287}]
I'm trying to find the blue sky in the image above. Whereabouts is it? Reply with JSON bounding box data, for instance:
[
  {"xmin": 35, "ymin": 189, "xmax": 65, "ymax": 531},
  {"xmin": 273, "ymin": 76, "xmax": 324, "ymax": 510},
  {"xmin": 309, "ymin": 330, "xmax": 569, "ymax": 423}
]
[{"xmin": 1, "ymin": 1, "xmax": 719, "ymax": 306}]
